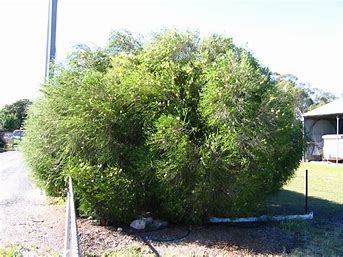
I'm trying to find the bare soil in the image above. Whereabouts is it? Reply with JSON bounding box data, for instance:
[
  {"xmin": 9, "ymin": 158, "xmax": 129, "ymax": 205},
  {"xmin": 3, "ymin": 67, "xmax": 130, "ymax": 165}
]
[{"xmin": 78, "ymin": 219, "xmax": 302, "ymax": 256}]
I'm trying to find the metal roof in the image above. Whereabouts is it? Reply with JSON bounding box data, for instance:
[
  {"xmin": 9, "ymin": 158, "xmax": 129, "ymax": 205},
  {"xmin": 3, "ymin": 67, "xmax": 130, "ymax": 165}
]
[{"xmin": 303, "ymin": 98, "xmax": 343, "ymax": 117}]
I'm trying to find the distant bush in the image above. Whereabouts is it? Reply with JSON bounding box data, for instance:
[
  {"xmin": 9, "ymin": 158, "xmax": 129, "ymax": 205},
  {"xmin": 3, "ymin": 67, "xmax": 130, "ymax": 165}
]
[
  {"xmin": 0, "ymin": 111, "xmax": 19, "ymax": 132},
  {"xmin": 22, "ymin": 30, "xmax": 303, "ymax": 224},
  {"xmin": 0, "ymin": 131, "xmax": 5, "ymax": 148},
  {"xmin": 0, "ymin": 99, "xmax": 32, "ymax": 131}
]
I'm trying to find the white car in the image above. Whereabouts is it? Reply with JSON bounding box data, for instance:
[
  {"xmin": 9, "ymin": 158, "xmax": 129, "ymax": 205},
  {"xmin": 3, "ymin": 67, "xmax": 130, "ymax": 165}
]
[{"xmin": 12, "ymin": 130, "xmax": 24, "ymax": 140}]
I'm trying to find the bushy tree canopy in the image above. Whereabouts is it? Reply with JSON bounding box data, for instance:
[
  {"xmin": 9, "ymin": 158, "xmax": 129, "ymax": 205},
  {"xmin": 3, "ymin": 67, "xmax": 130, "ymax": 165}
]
[
  {"xmin": 23, "ymin": 31, "xmax": 303, "ymax": 224},
  {"xmin": 0, "ymin": 99, "xmax": 32, "ymax": 131},
  {"xmin": 272, "ymin": 73, "xmax": 337, "ymax": 116},
  {"xmin": 0, "ymin": 112, "xmax": 19, "ymax": 132}
]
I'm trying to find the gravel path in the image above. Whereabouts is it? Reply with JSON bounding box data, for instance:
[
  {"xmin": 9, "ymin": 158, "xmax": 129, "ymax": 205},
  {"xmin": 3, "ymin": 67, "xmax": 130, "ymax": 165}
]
[{"xmin": 0, "ymin": 151, "xmax": 64, "ymax": 256}]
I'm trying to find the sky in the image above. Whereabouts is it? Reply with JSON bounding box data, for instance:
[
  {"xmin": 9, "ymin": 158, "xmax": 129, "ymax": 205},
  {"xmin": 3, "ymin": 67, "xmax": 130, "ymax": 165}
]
[{"xmin": 0, "ymin": 0, "xmax": 342, "ymax": 108}]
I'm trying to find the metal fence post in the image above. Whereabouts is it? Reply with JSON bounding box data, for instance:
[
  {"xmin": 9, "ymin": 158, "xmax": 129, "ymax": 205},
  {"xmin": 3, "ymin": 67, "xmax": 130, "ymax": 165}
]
[
  {"xmin": 305, "ymin": 169, "xmax": 308, "ymax": 214},
  {"xmin": 64, "ymin": 176, "xmax": 81, "ymax": 257}
]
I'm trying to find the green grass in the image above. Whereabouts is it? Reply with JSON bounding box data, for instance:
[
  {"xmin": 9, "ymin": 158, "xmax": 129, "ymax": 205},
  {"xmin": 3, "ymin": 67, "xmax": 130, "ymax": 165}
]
[
  {"xmin": 88, "ymin": 243, "xmax": 154, "ymax": 257},
  {"xmin": 286, "ymin": 162, "xmax": 343, "ymax": 204},
  {"xmin": 267, "ymin": 162, "xmax": 343, "ymax": 216},
  {"xmin": 274, "ymin": 220, "xmax": 343, "ymax": 257},
  {"xmin": 0, "ymin": 244, "xmax": 59, "ymax": 257},
  {"xmin": 268, "ymin": 162, "xmax": 343, "ymax": 256}
]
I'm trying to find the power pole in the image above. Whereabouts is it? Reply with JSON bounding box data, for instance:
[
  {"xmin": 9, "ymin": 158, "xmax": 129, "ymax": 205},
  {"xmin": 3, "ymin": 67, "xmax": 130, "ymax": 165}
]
[{"xmin": 45, "ymin": 0, "xmax": 58, "ymax": 80}]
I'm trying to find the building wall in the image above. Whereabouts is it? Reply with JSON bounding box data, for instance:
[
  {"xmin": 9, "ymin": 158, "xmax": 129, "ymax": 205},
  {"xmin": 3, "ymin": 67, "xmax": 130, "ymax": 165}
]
[{"xmin": 304, "ymin": 118, "xmax": 336, "ymax": 161}]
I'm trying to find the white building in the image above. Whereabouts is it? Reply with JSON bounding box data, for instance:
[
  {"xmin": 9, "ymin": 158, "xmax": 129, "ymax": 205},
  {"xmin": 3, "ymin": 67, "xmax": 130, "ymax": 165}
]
[{"xmin": 303, "ymin": 98, "xmax": 343, "ymax": 162}]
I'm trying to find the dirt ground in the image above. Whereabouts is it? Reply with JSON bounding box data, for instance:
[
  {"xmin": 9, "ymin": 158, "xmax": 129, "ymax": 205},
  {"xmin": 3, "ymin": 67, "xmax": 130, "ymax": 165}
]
[{"xmin": 78, "ymin": 218, "xmax": 302, "ymax": 257}]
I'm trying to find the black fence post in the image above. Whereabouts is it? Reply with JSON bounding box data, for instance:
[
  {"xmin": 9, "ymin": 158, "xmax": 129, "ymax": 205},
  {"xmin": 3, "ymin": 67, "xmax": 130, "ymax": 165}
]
[{"xmin": 305, "ymin": 169, "xmax": 308, "ymax": 214}]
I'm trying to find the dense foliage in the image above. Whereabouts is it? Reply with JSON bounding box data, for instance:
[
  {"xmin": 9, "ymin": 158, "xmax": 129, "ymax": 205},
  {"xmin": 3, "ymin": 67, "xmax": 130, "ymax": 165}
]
[
  {"xmin": 22, "ymin": 31, "xmax": 303, "ymax": 224},
  {"xmin": 0, "ymin": 99, "xmax": 32, "ymax": 131},
  {"xmin": 0, "ymin": 112, "xmax": 18, "ymax": 132}
]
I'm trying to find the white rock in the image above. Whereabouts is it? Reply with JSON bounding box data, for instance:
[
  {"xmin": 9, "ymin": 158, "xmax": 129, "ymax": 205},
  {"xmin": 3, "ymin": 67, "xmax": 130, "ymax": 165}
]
[{"xmin": 130, "ymin": 219, "xmax": 146, "ymax": 230}]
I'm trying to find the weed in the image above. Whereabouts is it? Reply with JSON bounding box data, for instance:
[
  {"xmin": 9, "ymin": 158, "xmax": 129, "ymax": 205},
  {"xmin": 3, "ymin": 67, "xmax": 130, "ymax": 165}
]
[
  {"xmin": 276, "ymin": 220, "xmax": 311, "ymax": 234},
  {"xmin": 290, "ymin": 224, "xmax": 343, "ymax": 256},
  {"xmin": 0, "ymin": 245, "xmax": 22, "ymax": 257},
  {"xmin": 101, "ymin": 243, "xmax": 154, "ymax": 257}
]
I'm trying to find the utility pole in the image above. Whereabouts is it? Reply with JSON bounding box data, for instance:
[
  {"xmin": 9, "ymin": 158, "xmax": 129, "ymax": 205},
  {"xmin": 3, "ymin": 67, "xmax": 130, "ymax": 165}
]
[{"xmin": 45, "ymin": 0, "xmax": 58, "ymax": 80}]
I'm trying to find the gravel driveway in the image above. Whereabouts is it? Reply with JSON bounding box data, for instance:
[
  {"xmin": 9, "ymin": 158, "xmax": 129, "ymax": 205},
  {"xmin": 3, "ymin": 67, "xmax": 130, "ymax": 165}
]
[{"xmin": 0, "ymin": 151, "xmax": 64, "ymax": 256}]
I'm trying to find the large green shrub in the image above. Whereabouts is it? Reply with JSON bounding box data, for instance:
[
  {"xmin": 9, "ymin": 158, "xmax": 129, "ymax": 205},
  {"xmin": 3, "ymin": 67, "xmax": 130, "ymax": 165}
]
[{"xmin": 22, "ymin": 30, "xmax": 303, "ymax": 224}]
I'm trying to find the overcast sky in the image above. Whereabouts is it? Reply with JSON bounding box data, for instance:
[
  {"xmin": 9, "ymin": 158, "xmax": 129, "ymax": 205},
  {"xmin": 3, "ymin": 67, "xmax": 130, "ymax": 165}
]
[{"xmin": 0, "ymin": 0, "xmax": 342, "ymax": 108}]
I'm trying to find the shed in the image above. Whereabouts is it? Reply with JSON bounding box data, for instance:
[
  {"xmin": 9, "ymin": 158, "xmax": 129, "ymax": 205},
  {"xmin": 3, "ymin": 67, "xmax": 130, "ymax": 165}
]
[{"xmin": 303, "ymin": 98, "xmax": 343, "ymax": 162}]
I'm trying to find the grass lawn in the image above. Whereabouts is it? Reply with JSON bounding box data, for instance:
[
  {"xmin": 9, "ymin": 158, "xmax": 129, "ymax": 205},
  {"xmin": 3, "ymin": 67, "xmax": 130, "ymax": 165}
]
[
  {"xmin": 267, "ymin": 162, "xmax": 343, "ymax": 216},
  {"xmin": 286, "ymin": 162, "xmax": 343, "ymax": 205},
  {"xmin": 267, "ymin": 162, "xmax": 343, "ymax": 256}
]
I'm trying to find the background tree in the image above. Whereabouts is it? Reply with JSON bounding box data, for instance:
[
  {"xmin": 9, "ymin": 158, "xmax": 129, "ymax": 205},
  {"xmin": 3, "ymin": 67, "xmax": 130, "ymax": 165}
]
[
  {"xmin": 273, "ymin": 73, "xmax": 337, "ymax": 115},
  {"xmin": 22, "ymin": 30, "xmax": 303, "ymax": 224},
  {"xmin": 0, "ymin": 99, "xmax": 32, "ymax": 129},
  {"xmin": 0, "ymin": 111, "xmax": 19, "ymax": 131}
]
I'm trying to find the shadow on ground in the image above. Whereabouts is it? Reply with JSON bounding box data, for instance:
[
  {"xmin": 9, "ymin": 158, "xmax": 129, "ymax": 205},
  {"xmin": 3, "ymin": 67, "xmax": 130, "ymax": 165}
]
[
  {"xmin": 79, "ymin": 219, "xmax": 301, "ymax": 256},
  {"xmin": 131, "ymin": 190, "xmax": 343, "ymax": 256},
  {"xmin": 137, "ymin": 223, "xmax": 300, "ymax": 255},
  {"xmin": 266, "ymin": 189, "xmax": 343, "ymax": 224},
  {"xmin": 78, "ymin": 190, "xmax": 343, "ymax": 256}
]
